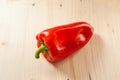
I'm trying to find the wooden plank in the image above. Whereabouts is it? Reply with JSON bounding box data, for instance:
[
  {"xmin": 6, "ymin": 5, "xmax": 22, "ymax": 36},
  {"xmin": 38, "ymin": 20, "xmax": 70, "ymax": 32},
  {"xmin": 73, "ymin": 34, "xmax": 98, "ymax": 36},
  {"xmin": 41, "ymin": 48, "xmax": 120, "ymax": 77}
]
[{"xmin": 0, "ymin": 0, "xmax": 120, "ymax": 80}]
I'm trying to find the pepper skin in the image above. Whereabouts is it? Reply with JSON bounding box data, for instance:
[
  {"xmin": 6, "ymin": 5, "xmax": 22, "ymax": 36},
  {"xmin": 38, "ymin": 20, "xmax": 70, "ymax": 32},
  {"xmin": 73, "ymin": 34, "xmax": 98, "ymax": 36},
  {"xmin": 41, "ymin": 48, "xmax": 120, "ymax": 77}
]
[{"xmin": 35, "ymin": 22, "xmax": 93, "ymax": 63}]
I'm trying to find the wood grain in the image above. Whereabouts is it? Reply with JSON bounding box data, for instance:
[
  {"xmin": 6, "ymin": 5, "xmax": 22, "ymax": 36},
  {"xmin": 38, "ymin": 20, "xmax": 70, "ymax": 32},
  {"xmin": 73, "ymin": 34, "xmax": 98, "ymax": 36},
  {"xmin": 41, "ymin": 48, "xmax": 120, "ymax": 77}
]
[{"xmin": 0, "ymin": 0, "xmax": 120, "ymax": 80}]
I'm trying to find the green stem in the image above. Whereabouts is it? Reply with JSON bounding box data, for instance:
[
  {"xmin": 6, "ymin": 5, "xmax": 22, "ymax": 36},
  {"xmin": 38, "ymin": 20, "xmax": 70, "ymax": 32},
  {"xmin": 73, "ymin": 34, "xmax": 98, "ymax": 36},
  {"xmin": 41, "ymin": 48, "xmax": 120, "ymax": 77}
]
[{"xmin": 35, "ymin": 42, "xmax": 48, "ymax": 59}]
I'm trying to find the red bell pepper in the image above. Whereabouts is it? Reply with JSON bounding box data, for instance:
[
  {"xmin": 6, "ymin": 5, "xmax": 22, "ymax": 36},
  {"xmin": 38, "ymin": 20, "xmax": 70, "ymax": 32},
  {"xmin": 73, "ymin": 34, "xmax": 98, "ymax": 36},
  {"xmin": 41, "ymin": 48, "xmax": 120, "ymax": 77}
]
[{"xmin": 35, "ymin": 22, "xmax": 93, "ymax": 62}]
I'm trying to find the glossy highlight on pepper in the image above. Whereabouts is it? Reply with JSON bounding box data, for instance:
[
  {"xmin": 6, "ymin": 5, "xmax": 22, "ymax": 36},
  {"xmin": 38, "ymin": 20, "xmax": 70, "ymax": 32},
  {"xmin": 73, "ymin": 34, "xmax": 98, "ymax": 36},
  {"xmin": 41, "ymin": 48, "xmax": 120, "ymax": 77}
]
[{"xmin": 35, "ymin": 22, "xmax": 94, "ymax": 62}]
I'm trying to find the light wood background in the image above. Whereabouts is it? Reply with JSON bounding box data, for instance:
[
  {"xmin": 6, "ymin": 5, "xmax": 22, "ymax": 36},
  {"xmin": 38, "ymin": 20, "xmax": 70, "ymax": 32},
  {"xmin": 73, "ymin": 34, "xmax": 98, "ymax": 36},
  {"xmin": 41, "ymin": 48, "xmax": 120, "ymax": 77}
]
[{"xmin": 0, "ymin": 0, "xmax": 120, "ymax": 80}]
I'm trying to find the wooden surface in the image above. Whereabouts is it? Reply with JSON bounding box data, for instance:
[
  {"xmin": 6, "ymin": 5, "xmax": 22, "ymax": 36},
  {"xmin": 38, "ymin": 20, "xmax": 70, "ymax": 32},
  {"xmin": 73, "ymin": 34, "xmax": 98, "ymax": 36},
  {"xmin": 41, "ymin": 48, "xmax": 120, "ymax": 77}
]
[{"xmin": 0, "ymin": 0, "xmax": 120, "ymax": 80}]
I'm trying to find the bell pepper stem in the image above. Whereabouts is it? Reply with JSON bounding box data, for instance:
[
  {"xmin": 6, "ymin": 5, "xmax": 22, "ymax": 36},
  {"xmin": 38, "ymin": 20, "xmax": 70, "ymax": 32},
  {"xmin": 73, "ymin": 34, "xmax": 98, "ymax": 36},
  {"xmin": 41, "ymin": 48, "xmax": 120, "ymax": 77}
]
[{"xmin": 35, "ymin": 42, "xmax": 48, "ymax": 59}]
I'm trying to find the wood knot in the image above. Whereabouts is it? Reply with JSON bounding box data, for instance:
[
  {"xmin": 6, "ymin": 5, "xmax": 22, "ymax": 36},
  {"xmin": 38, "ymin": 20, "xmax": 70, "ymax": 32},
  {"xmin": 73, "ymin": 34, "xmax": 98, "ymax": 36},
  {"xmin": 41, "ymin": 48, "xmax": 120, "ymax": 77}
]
[
  {"xmin": 32, "ymin": 3, "xmax": 35, "ymax": 6},
  {"xmin": 67, "ymin": 78, "xmax": 69, "ymax": 80},
  {"xmin": 60, "ymin": 4, "xmax": 62, "ymax": 7},
  {"xmin": 1, "ymin": 42, "xmax": 6, "ymax": 46}
]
